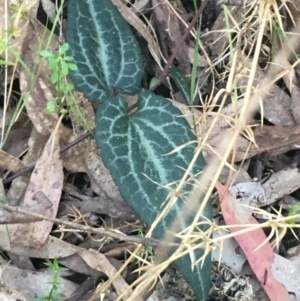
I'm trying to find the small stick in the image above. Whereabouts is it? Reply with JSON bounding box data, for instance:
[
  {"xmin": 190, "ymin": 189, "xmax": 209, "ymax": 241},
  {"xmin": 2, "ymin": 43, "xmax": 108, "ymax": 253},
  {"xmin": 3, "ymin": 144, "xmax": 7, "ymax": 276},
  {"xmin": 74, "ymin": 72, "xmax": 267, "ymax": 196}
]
[{"xmin": 0, "ymin": 202, "xmax": 179, "ymax": 248}]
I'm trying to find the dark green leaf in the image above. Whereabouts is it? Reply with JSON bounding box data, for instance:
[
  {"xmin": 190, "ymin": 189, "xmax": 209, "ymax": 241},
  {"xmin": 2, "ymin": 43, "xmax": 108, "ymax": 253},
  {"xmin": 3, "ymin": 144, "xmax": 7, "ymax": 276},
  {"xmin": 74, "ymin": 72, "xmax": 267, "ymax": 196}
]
[
  {"xmin": 95, "ymin": 91, "xmax": 212, "ymax": 300},
  {"xmin": 169, "ymin": 66, "xmax": 192, "ymax": 105},
  {"xmin": 66, "ymin": 0, "xmax": 144, "ymax": 102}
]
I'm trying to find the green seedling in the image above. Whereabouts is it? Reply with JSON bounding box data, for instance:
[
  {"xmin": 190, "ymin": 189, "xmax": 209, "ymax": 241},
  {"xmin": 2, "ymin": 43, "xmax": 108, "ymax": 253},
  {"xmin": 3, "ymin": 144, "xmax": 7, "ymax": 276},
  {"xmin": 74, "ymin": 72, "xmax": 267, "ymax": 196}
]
[
  {"xmin": 40, "ymin": 43, "xmax": 77, "ymax": 115},
  {"xmin": 136, "ymin": 228, "xmax": 154, "ymax": 271},
  {"xmin": 136, "ymin": 244, "xmax": 154, "ymax": 272},
  {"xmin": 34, "ymin": 258, "xmax": 68, "ymax": 301},
  {"xmin": 287, "ymin": 202, "xmax": 300, "ymax": 224}
]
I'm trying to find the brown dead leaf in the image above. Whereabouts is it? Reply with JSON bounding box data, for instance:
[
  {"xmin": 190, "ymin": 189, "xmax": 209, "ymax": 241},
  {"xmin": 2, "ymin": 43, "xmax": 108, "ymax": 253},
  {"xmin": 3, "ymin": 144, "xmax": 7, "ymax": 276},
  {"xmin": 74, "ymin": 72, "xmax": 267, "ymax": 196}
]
[
  {"xmin": 6, "ymin": 128, "xmax": 48, "ymax": 204},
  {"xmin": 0, "ymin": 225, "xmax": 134, "ymax": 300},
  {"xmin": 19, "ymin": 17, "xmax": 61, "ymax": 135},
  {"xmin": 79, "ymin": 248, "xmax": 135, "ymax": 300},
  {"xmin": 59, "ymin": 253, "xmax": 104, "ymax": 277},
  {"xmin": 20, "ymin": 75, "xmax": 58, "ymax": 135},
  {"xmin": 282, "ymin": 66, "xmax": 300, "ymax": 124},
  {"xmin": 2, "ymin": 120, "xmax": 32, "ymax": 158},
  {"xmin": 0, "ymin": 3, "xmax": 29, "ymax": 62},
  {"xmin": 204, "ymin": 121, "xmax": 300, "ymax": 163},
  {"xmin": 233, "ymin": 124, "xmax": 300, "ymax": 161},
  {"xmin": 262, "ymin": 167, "xmax": 300, "ymax": 207},
  {"xmin": 205, "ymin": 8, "xmax": 244, "ymax": 61},
  {"xmin": 0, "ymin": 191, "xmax": 54, "ymax": 224},
  {"xmin": 205, "ymin": 11, "xmax": 227, "ymax": 60},
  {"xmin": 0, "ymin": 264, "xmax": 77, "ymax": 298},
  {"xmin": 10, "ymin": 130, "xmax": 63, "ymax": 248},
  {"xmin": 0, "ymin": 225, "xmax": 78, "ymax": 258},
  {"xmin": 0, "ymin": 150, "xmax": 26, "ymax": 173},
  {"xmin": 289, "ymin": 85, "xmax": 300, "ymax": 123},
  {"xmin": 286, "ymin": 1, "xmax": 300, "ymax": 22},
  {"xmin": 0, "ymin": 287, "xmax": 33, "ymax": 301},
  {"xmin": 61, "ymin": 183, "xmax": 136, "ymax": 221},
  {"xmin": 152, "ymin": 0, "xmax": 190, "ymax": 74},
  {"xmin": 238, "ymin": 54, "xmax": 295, "ymax": 126}
]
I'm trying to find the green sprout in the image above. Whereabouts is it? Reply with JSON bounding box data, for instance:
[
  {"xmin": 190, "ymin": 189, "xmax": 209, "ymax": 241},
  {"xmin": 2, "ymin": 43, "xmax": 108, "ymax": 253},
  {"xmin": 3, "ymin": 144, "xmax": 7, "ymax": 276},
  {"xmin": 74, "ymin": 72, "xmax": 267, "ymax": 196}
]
[
  {"xmin": 40, "ymin": 43, "xmax": 77, "ymax": 115},
  {"xmin": 287, "ymin": 202, "xmax": 300, "ymax": 224},
  {"xmin": 34, "ymin": 258, "xmax": 68, "ymax": 301}
]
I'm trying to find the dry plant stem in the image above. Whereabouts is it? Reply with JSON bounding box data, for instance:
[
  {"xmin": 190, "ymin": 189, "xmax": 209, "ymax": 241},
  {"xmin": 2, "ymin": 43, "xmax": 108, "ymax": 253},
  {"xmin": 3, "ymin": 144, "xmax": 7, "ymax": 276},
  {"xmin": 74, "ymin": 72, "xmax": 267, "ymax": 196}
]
[
  {"xmin": 0, "ymin": 202, "xmax": 179, "ymax": 248},
  {"xmin": 124, "ymin": 18, "xmax": 300, "ymax": 301}
]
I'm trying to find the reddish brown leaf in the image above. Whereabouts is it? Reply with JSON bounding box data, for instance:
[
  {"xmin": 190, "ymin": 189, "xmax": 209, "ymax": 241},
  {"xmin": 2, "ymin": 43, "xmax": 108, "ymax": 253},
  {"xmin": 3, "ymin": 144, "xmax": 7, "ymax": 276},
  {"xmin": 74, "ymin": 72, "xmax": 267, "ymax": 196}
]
[{"xmin": 215, "ymin": 182, "xmax": 290, "ymax": 301}]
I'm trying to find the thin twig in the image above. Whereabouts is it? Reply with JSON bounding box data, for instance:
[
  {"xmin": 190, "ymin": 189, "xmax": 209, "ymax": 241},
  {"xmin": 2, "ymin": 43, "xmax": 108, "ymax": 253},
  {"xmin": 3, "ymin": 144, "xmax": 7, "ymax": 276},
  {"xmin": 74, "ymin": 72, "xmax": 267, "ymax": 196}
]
[
  {"xmin": 3, "ymin": 131, "xmax": 91, "ymax": 184},
  {"xmin": 0, "ymin": 202, "xmax": 179, "ymax": 248}
]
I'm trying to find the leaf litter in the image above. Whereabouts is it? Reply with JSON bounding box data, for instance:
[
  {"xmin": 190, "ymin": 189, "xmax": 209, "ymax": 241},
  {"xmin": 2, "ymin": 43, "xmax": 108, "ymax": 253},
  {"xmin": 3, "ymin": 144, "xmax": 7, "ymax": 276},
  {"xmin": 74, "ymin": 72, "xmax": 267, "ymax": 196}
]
[{"xmin": 1, "ymin": 0, "xmax": 300, "ymax": 300}]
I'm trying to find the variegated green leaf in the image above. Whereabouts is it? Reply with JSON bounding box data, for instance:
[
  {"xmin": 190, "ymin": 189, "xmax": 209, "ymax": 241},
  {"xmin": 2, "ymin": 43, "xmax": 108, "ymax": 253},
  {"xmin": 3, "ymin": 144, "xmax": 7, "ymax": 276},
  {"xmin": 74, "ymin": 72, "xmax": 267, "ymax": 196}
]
[
  {"xmin": 95, "ymin": 91, "xmax": 212, "ymax": 300},
  {"xmin": 66, "ymin": 0, "xmax": 144, "ymax": 102},
  {"xmin": 169, "ymin": 66, "xmax": 192, "ymax": 105}
]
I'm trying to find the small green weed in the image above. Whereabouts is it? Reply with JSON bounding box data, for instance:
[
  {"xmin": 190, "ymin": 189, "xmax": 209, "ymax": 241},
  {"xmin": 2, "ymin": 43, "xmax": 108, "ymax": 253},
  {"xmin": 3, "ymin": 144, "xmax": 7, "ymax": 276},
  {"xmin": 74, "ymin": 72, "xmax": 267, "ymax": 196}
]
[
  {"xmin": 287, "ymin": 202, "xmax": 300, "ymax": 224},
  {"xmin": 136, "ymin": 244, "xmax": 154, "ymax": 271},
  {"xmin": 34, "ymin": 258, "xmax": 68, "ymax": 301},
  {"xmin": 136, "ymin": 228, "xmax": 153, "ymax": 271},
  {"xmin": 40, "ymin": 42, "xmax": 77, "ymax": 115}
]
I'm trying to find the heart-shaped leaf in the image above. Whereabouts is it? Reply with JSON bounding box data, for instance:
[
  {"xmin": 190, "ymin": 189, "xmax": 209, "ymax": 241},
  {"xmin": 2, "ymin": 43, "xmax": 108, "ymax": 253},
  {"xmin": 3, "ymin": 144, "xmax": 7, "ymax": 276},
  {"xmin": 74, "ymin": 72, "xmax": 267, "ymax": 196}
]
[
  {"xmin": 95, "ymin": 91, "xmax": 212, "ymax": 300},
  {"xmin": 66, "ymin": 0, "xmax": 144, "ymax": 102}
]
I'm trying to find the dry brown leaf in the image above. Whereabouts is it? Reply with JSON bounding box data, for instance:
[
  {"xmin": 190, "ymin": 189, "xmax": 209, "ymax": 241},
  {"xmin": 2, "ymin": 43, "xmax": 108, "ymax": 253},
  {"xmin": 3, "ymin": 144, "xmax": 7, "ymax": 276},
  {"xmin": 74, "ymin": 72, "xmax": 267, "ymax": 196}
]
[
  {"xmin": 2, "ymin": 120, "xmax": 32, "ymax": 158},
  {"xmin": 152, "ymin": 0, "xmax": 190, "ymax": 74},
  {"xmin": 204, "ymin": 11, "xmax": 228, "ymax": 60},
  {"xmin": 289, "ymin": 81, "xmax": 300, "ymax": 123},
  {"xmin": 19, "ymin": 17, "xmax": 61, "ymax": 134},
  {"xmin": 204, "ymin": 121, "xmax": 300, "ymax": 164},
  {"xmin": 0, "ymin": 3, "xmax": 29, "ymax": 62},
  {"xmin": 0, "ymin": 287, "xmax": 34, "ymax": 301},
  {"xmin": 6, "ymin": 128, "xmax": 48, "ymax": 204},
  {"xmin": 238, "ymin": 54, "xmax": 295, "ymax": 126},
  {"xmin": 61, "ymin": 183, "xmax": 136, "ymax": 221},
  {"xmin": 233, "ymin": 124, "xmax": 300, "ymax": 161},
  {"xmin": 20, "ymin": 76, "xmax": 58, "ymax": 135},
  {"xmin": 0, "ymin": 225, "xmax": 78, "ymax": 258},
  {"xmin": 10, "ymin": 130, "xmax": 63, "ymax": 248},
  {"xmin": 286, "ymin": 1, "xmax": 300, "ymax": 22},
  {"xmin": 0, "ymin": 150, "xmax": 26, "ymax": 173},
  {"xmin": 187, "ymin": 47, "xmax": 207, "ymax": 67},
  {"xmin": 262, "ymin": 167, "xmax": 300, "ymax": 207},
  {"xmin": 205, "ymin": 8, "xmax": 244, "ymax": 60},
  {"xmin": 59, "ymin": 253, "xmax": 105, "ymax": 277},
  {"xmin": 40, "ymin": 0, "xmax": 56, "ymax": 23},
  {"xmin": 131, "ymin": 0, "xmax": 150, "ymax": 14},
  {"xmin": 282, "ymin": 66, "xmax": 300, "ymax": 124},
  {"xmin": 0, "ymin": 264, "xmax": 77, "ymax": 298},
  {"xmin": 0, "ymin": 226, "xmax": 133, "ymax": 300},
  {"xmin": 79, "ymin": 248, "xmax": 135, "ymax": 300}
]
